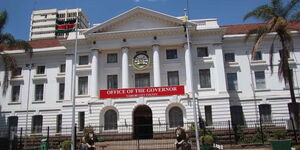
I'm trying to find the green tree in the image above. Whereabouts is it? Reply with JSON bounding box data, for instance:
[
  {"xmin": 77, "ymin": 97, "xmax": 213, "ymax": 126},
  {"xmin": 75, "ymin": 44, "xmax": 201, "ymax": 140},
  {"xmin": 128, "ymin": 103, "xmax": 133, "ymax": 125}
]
[
  {"xmin": 244, "ymin": 0, "xmax": 300, "ymax": 129},
  {"xmin": 0, "ymin": 10, "xmax": 32, "ymax": 95}
]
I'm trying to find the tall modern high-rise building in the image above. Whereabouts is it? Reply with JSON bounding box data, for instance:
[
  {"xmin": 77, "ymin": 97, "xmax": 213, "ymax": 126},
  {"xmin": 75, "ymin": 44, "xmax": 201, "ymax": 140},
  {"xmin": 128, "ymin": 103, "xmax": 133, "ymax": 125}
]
[{"xmin": 29, "ymin": 8, "xmax": 89, "ymax": 40}]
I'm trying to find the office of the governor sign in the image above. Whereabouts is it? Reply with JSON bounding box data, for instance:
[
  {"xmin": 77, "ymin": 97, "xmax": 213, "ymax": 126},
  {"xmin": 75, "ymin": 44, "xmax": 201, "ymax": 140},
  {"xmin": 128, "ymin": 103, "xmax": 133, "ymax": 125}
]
[{"xmin": 100, "ymin": 86, "xmax": 185, "ymax": 99}]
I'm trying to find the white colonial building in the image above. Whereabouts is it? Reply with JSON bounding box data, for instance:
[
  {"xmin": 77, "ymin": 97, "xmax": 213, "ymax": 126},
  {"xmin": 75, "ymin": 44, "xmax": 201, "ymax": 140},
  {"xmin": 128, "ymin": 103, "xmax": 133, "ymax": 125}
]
[{"xmin": 0, "ymin": 7, "xmax": 300, "ymax": 137}]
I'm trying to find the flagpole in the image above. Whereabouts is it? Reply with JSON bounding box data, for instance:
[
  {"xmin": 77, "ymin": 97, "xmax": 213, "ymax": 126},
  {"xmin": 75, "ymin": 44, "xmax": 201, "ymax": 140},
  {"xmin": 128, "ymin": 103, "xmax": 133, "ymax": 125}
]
[
  {"xmin": 71, "ymin": 8, "xmax": 79, "ymax": 150},
  {"xmin": 184, "ymin": 9, "xmax": 201, "ymax": 150}
]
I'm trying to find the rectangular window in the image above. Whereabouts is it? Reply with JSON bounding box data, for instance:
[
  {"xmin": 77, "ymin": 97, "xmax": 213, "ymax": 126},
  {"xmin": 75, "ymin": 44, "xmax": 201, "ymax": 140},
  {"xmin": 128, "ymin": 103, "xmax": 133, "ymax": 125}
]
[
  {"xmin": 12, "ymin": 86, "xmax": 20, "ymax": 102},
  {"xmin": 78, "ymin": 112, "xmax": 85, "ymax": 131},
  {"xmin": 32, "ymin": 115, "xmax": 43, "ymax": 133},
  {"xmin": 224, "ymin": 53, "xmax": 235, "ymax": 62},
  {"xmin": 35, "ymin": 84, "xmax": 44, "ymax": 101},
  {"xmin": 107, "ymin": 75, "xmax": 118, "ymax": 89},
  {"xmin": 79, "ymin": 55, "xmax": 89, "ymax": 65},
  {"xmin": 107, "ymin": 53, "xmax": 118, "ymax": 63},
  {"xmin": 59, "ymin": 83, "xmax": 65, "ymax": 100},
  {"xmin": 255, "ymin": 71, "xmax": 266, "ymax": 89},
  {"xmin": 56, "ymin": 114, "xmax": 62, "ymax": 133},
  {"xmin": 60, "ymin": 64, "xmax": 65, "ymax": 73},
  {"xmin": 205, "ymin": 105, "xmax": 213, "ymax": 126},
  {"xmin": 227, "ymin": 73, "xmax": 238, "ymax": 90},
  {"xmin": 36, "ymin": 66, "xmax": 45, "ymax": 74},
  {"xmin": 8, "ymin": 116, "xmax": 18, "ymax": 133},
  {"xmin": 12, "ymin": 67, "xmax": 22, "ymax": 76},
  {"xmin": 199, "ymin": 69, "xmax": 211, "ymax": 88},
  {"xmin": 253, "ymin": 51, "xmax": 262, "ymax": 60},
  {"xmin": 197, "ymin": 47, "xmax": 209, "ymax": 57},
  {"xmin": 135, "ymin": 73, "xmax": 150, "ymax": 88},
  {"xmin": 166, "ymin": 49, "xmax": 178, "ymax": 59},
  {"xmin": 259, "ymin": 104, "xmax": 272, "ymax": 123},
  {"xmin": 78, "ymin": 77, "xmax": 88, "ymax": 95},
  {"xmin": 167, "ymin": 71, "xmax": 179, "ymax": 86}
]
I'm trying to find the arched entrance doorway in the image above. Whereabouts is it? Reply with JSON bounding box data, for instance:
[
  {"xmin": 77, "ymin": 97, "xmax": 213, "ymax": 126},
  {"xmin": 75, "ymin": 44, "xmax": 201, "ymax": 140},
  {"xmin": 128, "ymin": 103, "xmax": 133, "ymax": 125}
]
[{"xmin": 133, "ymin": 105, "xmax": 153, "ymax": 139}]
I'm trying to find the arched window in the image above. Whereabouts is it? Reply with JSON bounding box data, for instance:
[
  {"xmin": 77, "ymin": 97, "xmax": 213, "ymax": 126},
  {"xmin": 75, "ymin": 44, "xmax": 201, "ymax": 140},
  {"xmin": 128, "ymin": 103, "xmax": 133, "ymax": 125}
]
[
  {"xmin": 169, "ymin": 107, "xmax": 183, "ymax": 128},
  {"xmin": 104, "ymin": 110, "xmax": 117, "ymax": 130}
]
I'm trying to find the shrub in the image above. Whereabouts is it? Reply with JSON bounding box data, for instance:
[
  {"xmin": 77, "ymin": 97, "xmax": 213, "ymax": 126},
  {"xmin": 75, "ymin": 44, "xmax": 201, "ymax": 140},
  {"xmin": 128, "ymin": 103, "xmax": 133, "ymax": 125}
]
[
  {"xmin": 62, "ymin": 140, "xmax": 71, "ymax": 150},
  {"xmin": 273, "ymin": 129, "xmax": 286, "ymax": 140},
  {"xmin": 200, "ymin": 135, "xmax": 214, "ymax": 145}
]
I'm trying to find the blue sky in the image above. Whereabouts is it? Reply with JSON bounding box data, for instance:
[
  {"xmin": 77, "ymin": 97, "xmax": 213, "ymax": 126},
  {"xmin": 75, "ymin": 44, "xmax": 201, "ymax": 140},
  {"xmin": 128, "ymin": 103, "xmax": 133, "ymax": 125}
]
[{"xmin": 1, "ymin": 0, "xmax": 268, "ymax": 40}]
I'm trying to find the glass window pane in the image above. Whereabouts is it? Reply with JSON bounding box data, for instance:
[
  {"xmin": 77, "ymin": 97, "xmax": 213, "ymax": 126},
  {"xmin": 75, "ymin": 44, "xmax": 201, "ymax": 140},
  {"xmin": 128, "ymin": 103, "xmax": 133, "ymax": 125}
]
[
  {"xmin": 78, "ymin": 112, "xmax": 85, "ymax": 131},
  {"xmin": 78, "ymin": 77, "xmax": 88, "ymax": 95},
  {"xmin": 12, "ymin": 67, "xmax": 22, "ymax": 76},
  {"xmin": 60, "ymin": 64, "xmax": 65, "ymax": 73},
  {"xmin": 169, "ymin": 107, "xmax": 183, "ymax": 128},
  {"xmin": 135, "ymin": 73, "xmax": 150, "ymax": 88},
  {"xmin": 166, "ymin": 49, "xmax": 178, "ymax": 59},
  {"xmin": 199, "ymin": 69, "xmax": 211, "ymax": 88},
  {"xmin": 8, "ymin": 116, "xmax": 18, "ymax": 133},
  {"xmin": 56, "ymin": 114, "xmax": 62, "ymax": 133},
  {"xmin": 224, "ymin": 53, "xmax": 235, "ymax": 62},
  {"xmin": 168, "ymin": 71, "xmax": 179, "ymax": 86},
  {"xmin": 205, "ymin": 106, "xmax": 213, "ymax": 126},
  {"xmin": 197, "ymin": 47, "xmax": 208, "ymax": 57},
  {"xmin": 12, "ymin": 86, "xmax": 20, "ymax": 102},
  {"xmin": 37, "ymin": 66, "xmax": 45, "ymax": 74},
  {"xmin": 59, "ymin": 83, "xmax": 65, "ymax": 100},
  {"xmin": 104, "ymin": 110, "xmax": 118, "ymax": 130},
  {"xmin": 79, "ymin": 55, "xmax": 89, "ymax": 65},
  {"xmin": 259, "ymin": 104, "xmax": 271, "ymax": 123},
  {"xmin": 107, "ymin": 75, "xmax": 118, "ymax": 89},
  {"xmin": 35, "ymin": 84, "xmax": 44, "ymax": 101},
  {"xmin": 255, "ymin": 71, "xmax": 266, "ymax": 89},
  {"xmin": 227, "ymin": 73, "xmax": 238, "ymax": 90},
  {"xmin": 107, "ymin": 53, "xmax": 118, "ymax": 63},
  {"xmin": 32, "ymin": 115, "xmax": 43, "ymax": 133},
  {"xmin": 253, "ymin": 51, "xmax": 262, "ymax": 60}
]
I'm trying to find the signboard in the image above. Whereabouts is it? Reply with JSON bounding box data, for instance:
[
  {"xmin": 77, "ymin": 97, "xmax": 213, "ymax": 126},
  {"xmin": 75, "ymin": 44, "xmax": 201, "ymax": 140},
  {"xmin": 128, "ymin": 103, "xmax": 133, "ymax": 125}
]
[{"xmin": 100, "ymin": 86, "xmax": 185, "ymax": 99}]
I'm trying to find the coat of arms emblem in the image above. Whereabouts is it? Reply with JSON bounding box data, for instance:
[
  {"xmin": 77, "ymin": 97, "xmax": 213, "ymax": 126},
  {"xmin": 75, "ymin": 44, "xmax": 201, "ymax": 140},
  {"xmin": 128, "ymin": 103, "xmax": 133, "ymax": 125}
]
[{"xmin": 132, "ymin": 52, "xmax": 150, "ymax": 70}]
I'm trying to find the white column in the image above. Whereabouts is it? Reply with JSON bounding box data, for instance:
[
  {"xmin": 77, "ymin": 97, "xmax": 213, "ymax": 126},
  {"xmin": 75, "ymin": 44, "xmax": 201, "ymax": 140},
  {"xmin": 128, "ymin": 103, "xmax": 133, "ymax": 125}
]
[
  {"xmin": 91, "ymin": 49, "xmax": 99, "ymax": 98},
  {"xmin": 64, "ymin": 54, "xmax": 73, "ymax": 101},
  {"xmin": 214, "ymin": 44, "xmax": 227, "ymax": 93},
  {"xmin": 184, "ymin": 43, "xmax": 193, "ymax": 93},
  {"xmin": 152, "ymin": 44, "xmax": 161, "ymax": 87},
  {"xmin": 122, "ymin": 47, "xmax": 129, "ymax": 88}
]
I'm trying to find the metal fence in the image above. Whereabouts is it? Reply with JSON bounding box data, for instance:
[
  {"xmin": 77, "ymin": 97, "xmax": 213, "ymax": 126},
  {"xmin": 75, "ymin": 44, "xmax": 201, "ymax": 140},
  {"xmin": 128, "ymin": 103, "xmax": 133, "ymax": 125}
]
[{"xmin": 1, "ymin": 119, "xmax": 299, "ymax": 150}]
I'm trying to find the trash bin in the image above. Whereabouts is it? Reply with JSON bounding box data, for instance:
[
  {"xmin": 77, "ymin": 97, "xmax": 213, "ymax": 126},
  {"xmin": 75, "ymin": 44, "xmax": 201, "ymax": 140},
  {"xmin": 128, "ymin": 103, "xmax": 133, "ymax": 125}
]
[{"xmin": 41, "ymin": 138, "xmax": 48, "ymax": 150}]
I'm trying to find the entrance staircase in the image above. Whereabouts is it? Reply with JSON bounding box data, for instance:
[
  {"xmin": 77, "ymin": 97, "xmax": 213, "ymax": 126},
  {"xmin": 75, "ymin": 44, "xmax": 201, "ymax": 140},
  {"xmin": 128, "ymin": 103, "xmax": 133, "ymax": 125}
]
[{"xmin": 95, "ymin": 139, "xmax": 177, "ymax": 150}]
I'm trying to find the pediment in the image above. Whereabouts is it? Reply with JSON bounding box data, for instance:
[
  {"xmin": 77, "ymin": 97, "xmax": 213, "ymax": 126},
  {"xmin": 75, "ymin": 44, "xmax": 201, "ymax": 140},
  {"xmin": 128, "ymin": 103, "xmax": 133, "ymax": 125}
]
[{"xmin": 84, "ymin": 7, "xmax": 193, "ymax": 34}]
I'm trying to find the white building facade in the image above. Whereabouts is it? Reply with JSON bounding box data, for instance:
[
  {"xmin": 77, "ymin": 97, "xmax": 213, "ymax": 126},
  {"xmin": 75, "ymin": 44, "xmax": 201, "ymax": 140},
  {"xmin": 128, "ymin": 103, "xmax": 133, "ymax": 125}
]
[
  {"xmin": 1, "ymin": 7, "xmax": 300, "ymax": 136},
  {"xmin": 30, "ymin": 8, "xmax": 89, "ymax": 40}
]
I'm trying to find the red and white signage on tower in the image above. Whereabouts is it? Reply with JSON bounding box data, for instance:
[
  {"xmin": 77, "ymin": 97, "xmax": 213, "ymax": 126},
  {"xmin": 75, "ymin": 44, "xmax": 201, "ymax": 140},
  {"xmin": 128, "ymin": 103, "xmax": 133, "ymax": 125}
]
[{"xmin": 100, "ymin": 86, "xmax": 185, "ymax": 99}]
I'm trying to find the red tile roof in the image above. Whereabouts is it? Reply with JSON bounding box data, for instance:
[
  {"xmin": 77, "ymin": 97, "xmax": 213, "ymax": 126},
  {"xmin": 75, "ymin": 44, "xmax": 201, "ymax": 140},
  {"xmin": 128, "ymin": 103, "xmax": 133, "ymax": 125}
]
[{"xmin": 221, "ymin": 22, "xmax": 300, "ymax": 35}]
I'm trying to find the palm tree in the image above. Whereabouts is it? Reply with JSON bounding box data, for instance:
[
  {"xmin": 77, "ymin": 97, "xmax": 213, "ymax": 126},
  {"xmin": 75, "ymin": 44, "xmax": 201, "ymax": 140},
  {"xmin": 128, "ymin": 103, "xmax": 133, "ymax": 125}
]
[
  {"xmin": 0, "ymin": 10, "xmax": 32, "ymax": 95},
  {"xmin": 244, "ymin": 0, "xmax": 300, "ymax": 129}
]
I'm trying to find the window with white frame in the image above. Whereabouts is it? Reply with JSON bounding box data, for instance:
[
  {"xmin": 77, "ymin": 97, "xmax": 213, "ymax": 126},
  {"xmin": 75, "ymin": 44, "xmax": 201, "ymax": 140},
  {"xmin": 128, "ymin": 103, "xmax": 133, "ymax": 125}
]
[
  {"xmin": 255, "ymin": 71, "xmax": 266, "ymax": 89},
  {"xmin": 78, "ymin": 77, "xmax": 88, "ymax": 95},
  {"xmin": 12, "ymin": 85, "xmax": 20, "ymax": 102},
  {"xmin": 107, "ymin": 53, "xmax": 118, "ymax": 63},
  {"xmin": 36, "ymin": 66, "xmax": 45, "ymax": 74},
  {"xmin": 32, "ymin": 115, "xmax": 43, "ymax": 133},
  {"xmin": 35, "ymin": 84, "xmax": 44, "ymax": 101},
  {"xmin": 78, "ymin": 112, "xmax": 85, "ymax": 131},
  {"xmin": 205, "ymin": 105, "xmax": 213, "ymax": 126},
  {"xmin": 169, "ymin": 107, "xmax": 183, "ymax": 128},
  {"xmin": 197, "ymin": 47, "xmax": 209, "ymax": 57},
  {"xmin": 224, "ymin": 53, "xmax": 235, "ymax": 62},
  {"xmin": 259, "ymin": 104, "xmax": 272, "ymax": 123},
  {"xmin": 167, "ymin": 71, "xmax": 179, "ymax": 86},
  {"xmin": 8, "ymin": 116, "xmax": 18, "ymax": 133},
  {"xmin": 135, "ymin": 73, "xmax": 150, "ymax": 88},
  {"xmin": 56, "ymin": 114, "xmax": 62, "ymax": 133},
  {"xmin": 253, "ymin": 51, "xmax": 262, "ymax": 60},
  {"xmin": 107, "ymin": 75, "xmax": 118, "ymax": 89},
  {"xmin": 104, "ymin": 110, "xmax": 118, "ymax": 130},
  {"xmin": 227, "ymin": 73, "xmax": 238, "ymax": 90},
  {"xmin": 166, "ymin": 49, "xmax": 178, "ymax": 59},
  {"xmin": 59, "ymin": 83, "xmax": 65, "ymax": 100},
  {"xmin": 60, "ymin": 64, "xmax": 65, "ymax": 73},
  {"xmin": 199, "ymin": 69, "xmax": 211, "ymax": 88},
  {"xmin": 79, "ymin": 55, "xmax": 89, "ymax": 65}
]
